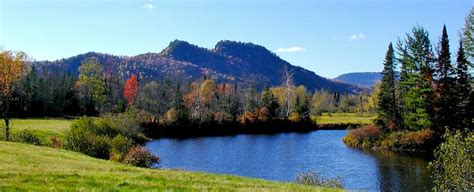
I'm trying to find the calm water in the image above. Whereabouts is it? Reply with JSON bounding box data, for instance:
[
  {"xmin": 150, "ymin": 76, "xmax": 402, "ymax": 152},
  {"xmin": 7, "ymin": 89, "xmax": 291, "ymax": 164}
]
[{"xmin": 146, "ymin": 130, "xmax": 433, "ymax": 191}]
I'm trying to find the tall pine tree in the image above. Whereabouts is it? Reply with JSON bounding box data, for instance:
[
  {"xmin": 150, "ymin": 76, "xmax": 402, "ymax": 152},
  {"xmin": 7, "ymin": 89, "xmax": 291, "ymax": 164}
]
[
  {"xmin": 398, "ymin": 26, "xmax": 435, "ymax": 131},
  {"xmin": 434, "ymin": 25, "xmax": 457, "ymax": 135},
  {"xmin": 455, "ymin": 41, "xmax": 472, "ymax": 132},
  {"xmin": 461, "ymin": 7, "xmax": 474, "ymax": 64},
  {"xmin": 376, "ymin": 43, "xmax": 400, "ymax": 132}
]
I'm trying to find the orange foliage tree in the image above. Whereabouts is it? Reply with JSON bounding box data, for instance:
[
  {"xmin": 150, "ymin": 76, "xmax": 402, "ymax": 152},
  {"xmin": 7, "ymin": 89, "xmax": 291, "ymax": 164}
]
[
  {"xmin": 0, "ymin": 51, "xmax": 27, "ymax": 140},
  {"xmin": 123, "ymin": 74, "xmax": 138, "ymax": 106}
]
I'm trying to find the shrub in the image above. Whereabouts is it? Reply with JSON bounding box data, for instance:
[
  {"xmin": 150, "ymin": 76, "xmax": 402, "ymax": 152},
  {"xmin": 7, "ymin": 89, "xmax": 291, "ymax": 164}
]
[
  {"xmin": 240, "ymin": 112, "xmax": 256, "ymax": 125},
  {"xmin": 380, "ymin": 129, "xmax": 434, "ymax": 152},
  {"xmin": 429, "ymin": 131, "xmax": 473, "ymax": 191},
  {"xmin": 133, "ymin": 110, "xmax": 156, "ymax": 124},
  {"xmin": 14, "ymin": 130, "xmax": 43, "ymax": 146},
  {"xmin": 342, "ymin": 125, "xmax": 381, "ymax": 148},
  {"xmin": 122, "ymin": 146, "xmax": 160, "ymax": 168},
  {"xmin": 295, "ymin": 171, "xmax": 343, "ymax": 188},
  {"xmin": 109, "ymin": 135, "xmax": 134, "ymax": 162},
  {"xmin": 214, "ymin": 111, "xmax": 233, "ymax": 123},
  {"xmin": 257, "ymin": 107, "xmax": 271, "ymax": 122},
  {"xmin": 64, "ymin": 118, "xmax": 111, "ymax": 159},
  {"xmin": 102, "ymin": 114, "xmax": 141, "ymax": 139},
  {"xmin": 163, "ymin": 108, "xmax": 178, "ymax": 125},
  {"xmin": 48, "ymin": 136, "xmax": 63, "ymax": 148},
  {"xmin": 288, "ymin": 112, "xmax": 301, "ymax": 122}
]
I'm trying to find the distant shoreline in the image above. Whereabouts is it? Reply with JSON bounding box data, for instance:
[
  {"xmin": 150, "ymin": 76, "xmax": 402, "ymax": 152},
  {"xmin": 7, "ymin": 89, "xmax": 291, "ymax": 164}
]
[{"xmin": 142, "ymin": 121, "xmax": 365, "ymax": 139}]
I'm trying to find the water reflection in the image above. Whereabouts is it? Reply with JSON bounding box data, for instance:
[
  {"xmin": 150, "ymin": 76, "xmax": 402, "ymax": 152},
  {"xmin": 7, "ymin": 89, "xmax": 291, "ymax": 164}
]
[
  {"xmin": 370, "ymin": 151, "xmax": 433, "ymax": 191},
  {"xmin": 146, "ymin": 130, "xmax": 433, "ymax": 191}
]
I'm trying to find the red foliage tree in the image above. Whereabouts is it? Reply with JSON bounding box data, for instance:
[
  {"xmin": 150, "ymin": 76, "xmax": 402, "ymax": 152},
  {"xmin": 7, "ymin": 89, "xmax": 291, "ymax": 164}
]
[{"xmin": 124, "ymin": 74, "xmax": 138, "ymax": 105}]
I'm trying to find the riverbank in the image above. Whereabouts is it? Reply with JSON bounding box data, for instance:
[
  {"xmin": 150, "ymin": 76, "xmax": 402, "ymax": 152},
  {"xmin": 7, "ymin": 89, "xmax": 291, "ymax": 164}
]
[
  {"xmin": 0, "ymin": 141, "xmax": 338, "ymax": 191},
  {"xmin": 143, "ymin": 113, "xmax": 374, "ymax": 139},
  {"xmin": 342, "ymin": 125, "xmax": 437, "ymax": 155},
  {"xmin": 0, "ymin": 114, "xmax": 374, "ymax": 140}
]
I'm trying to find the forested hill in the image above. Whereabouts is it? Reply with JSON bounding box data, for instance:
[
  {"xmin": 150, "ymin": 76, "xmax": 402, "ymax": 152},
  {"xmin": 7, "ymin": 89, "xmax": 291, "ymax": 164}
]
[
  {"xmin": 35, "ymin": 40, "xmax": 361, "ymax": 93},
  {"xmin": 334, "ymin": 72, "xmax": 382, "ymax": 88}
]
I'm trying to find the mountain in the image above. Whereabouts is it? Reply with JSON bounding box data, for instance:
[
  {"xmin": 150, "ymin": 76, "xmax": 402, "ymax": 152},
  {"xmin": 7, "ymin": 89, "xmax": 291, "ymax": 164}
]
[
  {"xmin": 334, "ymin": 72, "xmax": 382, "ymax": 88},
  {"xmin": 35, "ymin": 40, "xmax": 361, "ymax": 93}
]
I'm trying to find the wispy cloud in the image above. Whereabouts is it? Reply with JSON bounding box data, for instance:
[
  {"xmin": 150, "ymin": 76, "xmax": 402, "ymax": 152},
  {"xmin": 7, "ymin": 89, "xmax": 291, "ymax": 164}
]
[
  {"xmin": 143, "ymin": 3, "xmax": 155, "ymax": 10},
  {"xmin": 350, "ymin": 33, "xmax": 366, "ymax": 41},
  {"xmin": 275, "ymin": 46, "xmax": 306, "ymax": 53}
]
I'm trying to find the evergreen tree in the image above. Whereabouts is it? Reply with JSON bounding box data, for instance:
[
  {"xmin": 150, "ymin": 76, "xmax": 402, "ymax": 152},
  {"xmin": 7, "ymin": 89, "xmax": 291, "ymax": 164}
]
[
  {"xmin": 455, "ymin": 41, "xmax": 473, "ymax": 132},
  {"xmin": 461, "ymin": 7, "xmax": 474, "ymax": 64},
  {"xmin": 294, "ymin": 94, "xmax": 310, "ymax": 121},
  {"xmin": 173, "ymin": 82, "xmax": 189, "ymax": 127},
  {"xmin": 397, "ymin": 44, "xmax": 410, "ymax": 129},
  {"xmin": 376, "ymin": 43, "xmax": 400, "ymax": 131},
  {"xmin": 398, "ymin": 26, "xmax": 435, "ymax": 131},
  {"xmin": 434, "ymin": 25, "xmax": 457, "ymax": 135}
]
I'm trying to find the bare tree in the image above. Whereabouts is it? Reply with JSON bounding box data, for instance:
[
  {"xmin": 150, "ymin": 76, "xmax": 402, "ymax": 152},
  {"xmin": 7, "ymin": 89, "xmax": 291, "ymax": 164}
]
[{"xmin": 281, "ymin": 65, "xmax": 294, "ymax": 119}]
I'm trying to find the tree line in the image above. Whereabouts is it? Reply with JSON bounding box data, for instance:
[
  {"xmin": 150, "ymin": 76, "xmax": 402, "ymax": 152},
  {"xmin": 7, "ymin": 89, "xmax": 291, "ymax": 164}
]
[
  {"xmin": 1, "ymin": 51, "xmax": 379, "ymax": 139},
  {"xmin": 376, "ymin": 11, "xmax": 474, "ymax": 142}
]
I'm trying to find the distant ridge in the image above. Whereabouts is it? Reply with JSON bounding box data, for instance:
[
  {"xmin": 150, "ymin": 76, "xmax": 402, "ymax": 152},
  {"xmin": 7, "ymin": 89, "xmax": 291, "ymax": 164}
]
[
  {"xmin": 334, "ymin": 72, "xmax": 382, "ymax": 88},
  {"xmin": 34, "ymin": 40, "xmax": 362, "ymax": 93}
]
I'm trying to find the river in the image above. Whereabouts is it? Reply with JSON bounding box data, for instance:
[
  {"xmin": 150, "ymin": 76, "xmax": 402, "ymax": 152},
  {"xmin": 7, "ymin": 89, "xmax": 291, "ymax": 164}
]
[{"xmin": 146, "ymin": 130, "xmax": 433, "ymax": 191}]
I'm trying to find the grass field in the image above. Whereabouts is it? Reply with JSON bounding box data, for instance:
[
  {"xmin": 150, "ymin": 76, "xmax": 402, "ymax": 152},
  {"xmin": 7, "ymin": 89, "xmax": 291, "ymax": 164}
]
[
  {"xmin": 313, "ymin": 113, "xmax": 375, "ymax": 125},
  {"xmin": 0, "ymin": 141, "xmax": 338, "ymax": 191},
  {"xmin": 0, "ymin": 119, "xmax": 72, "ymax": 143},
  {"xmin": 0, "ymin": 118, "xmax": 72, "ymax": 134}
]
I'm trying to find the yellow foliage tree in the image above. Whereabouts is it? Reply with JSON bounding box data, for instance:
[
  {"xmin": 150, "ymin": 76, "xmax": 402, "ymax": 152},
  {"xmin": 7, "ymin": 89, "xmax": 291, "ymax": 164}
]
[{"xmin": 0, "ymin": 51, "xmax": 27, "ymax": 140}]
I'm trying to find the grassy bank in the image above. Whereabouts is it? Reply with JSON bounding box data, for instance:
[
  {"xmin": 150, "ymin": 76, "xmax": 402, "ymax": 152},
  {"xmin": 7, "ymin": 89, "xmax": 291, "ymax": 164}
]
[
  {"xmin": 0, "ymin": 118, "xmax": 71, "ymax": 136},
  {"xmin": 313, "ymin": 113, "xmax": 375, "ymax": 125},
  {"xmin": 0, "ymin": 141, "xmax": 338, "ymax": 191},
  {"xmin": 0, "ymin": 119, "xmax": 72, "ymax": 146}
]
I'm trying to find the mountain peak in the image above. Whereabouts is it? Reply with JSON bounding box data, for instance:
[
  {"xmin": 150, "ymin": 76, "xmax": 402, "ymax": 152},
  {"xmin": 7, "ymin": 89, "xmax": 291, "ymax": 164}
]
[
  {"xmin": 159, "ymin": 40, "xmax": 204, "ymax": 58},
  {"xmin": 214, "ymin": 40, "xmax": 270, "ymax": 56},
  {"xmin": 37, "ymin": 40, "xmax": 362, "ymax": 94}
]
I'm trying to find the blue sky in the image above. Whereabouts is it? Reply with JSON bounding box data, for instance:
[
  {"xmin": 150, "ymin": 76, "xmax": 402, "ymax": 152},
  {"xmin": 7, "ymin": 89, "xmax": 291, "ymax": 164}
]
[{"xmin": 1, "ymin": 0, "xmax": 472, "ymax": 78}]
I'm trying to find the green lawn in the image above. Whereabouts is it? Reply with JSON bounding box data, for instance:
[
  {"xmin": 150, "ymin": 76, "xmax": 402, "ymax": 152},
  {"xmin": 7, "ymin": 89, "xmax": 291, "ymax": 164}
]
[
  {"xmin": 0, "ymin": 119, "xmax": 72, "ymax": 143},
  {"xmin": 0, "ymin": 141, "xmax": 338, "ymax": 191},
  {"xmin": 0, "ymin": 118, "xmax": 72, "ymax": 134},
  {"xmin": 313, "ymin": 113, "xmax": 375, "ymax": 125}
]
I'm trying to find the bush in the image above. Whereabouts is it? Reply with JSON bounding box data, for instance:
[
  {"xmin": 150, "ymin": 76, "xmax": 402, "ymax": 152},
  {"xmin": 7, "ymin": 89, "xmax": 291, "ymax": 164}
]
[
  {"xmin": 163, "ymin": 108, "xmax": 178, "ymax": 125},
  {"xmin": 64, "ymin": 118, "xmax": 111, "ymax": 159},
  {"xmin": 342, "ymin": 125, "xmax": 381, "ymax": 148},
  {"xmin": 214, "ymin": 111, "xmax": 233, "ymax": 123},
  {"xmin": 48, "ymin": 136, "xmax": 63, "ymax": 148},
  {"xmin": 109, "ymin": 135, "xmax": 134, "ymax": 162},
  {"xmin": 295, "ymin": 171, "xmax": 343, "ymax": 188},
  {"xmin": 122, "ymin": 146, "xmax": 160, "ymax": 168},
  {"xmin": 102, "ymin": 114, "xmax": 142, "ymax": 139},
  {"xmin": 257, "ymin": 107, "xmax": 271, "ymax": 122},
  {"xmin": 14, "ymin": 130, "xmax": 42, "ymax": 146},
  {"xmin": 429, "ymin": 131, "xmax": 473, "ymax": 191},
  {"xmin": 288, "ymin": 112, "xmax": 301, "ymax": 122},
  {"xmin": 380, "ymin": 129, "xmax": 434, "ymax": 152},
  {"xmin": 240, "ymin": 112, "xmax": 256, "ymax": 125}
]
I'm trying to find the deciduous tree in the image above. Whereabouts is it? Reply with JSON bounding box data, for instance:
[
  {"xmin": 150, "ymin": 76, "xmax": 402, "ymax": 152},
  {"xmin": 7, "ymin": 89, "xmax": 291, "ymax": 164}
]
[
  {"xmin": 0, "ymin": 51, "xmax": 27, "ymax": 140},
  {"xmin": 75, "ymin": 58, "xmax": 107, "ymax": 115},
  {"xmin": 124, "ymin": 74, "xmax": 138, "ymax": 106}
]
